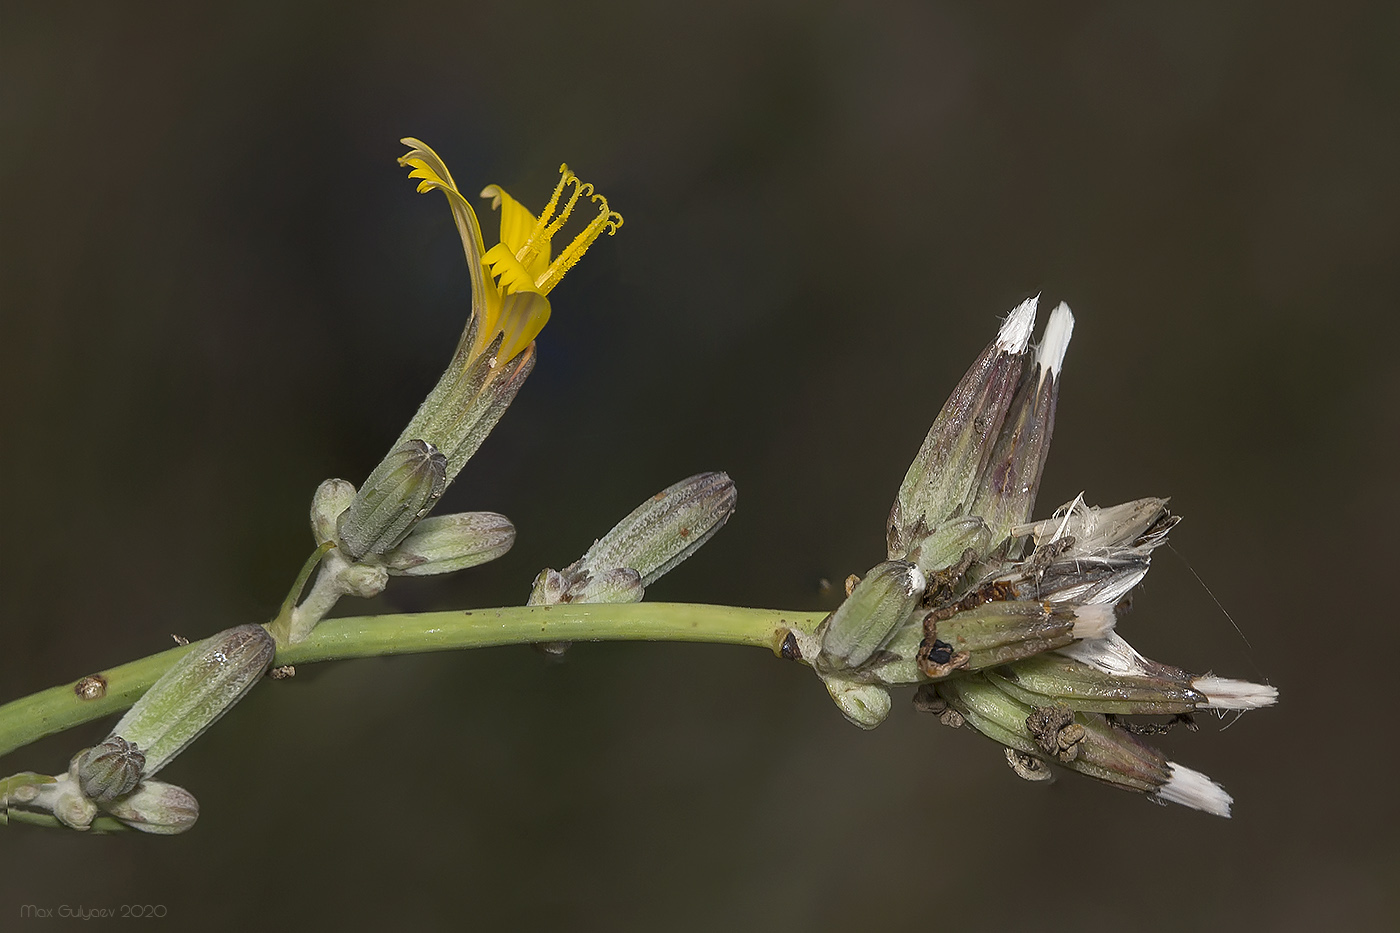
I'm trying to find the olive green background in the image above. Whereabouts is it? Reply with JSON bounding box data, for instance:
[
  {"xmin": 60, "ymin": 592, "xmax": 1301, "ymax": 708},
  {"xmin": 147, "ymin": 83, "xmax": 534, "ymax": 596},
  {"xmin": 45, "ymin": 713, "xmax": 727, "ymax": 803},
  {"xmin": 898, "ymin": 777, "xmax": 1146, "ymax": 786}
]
[{"xmin": 3, "ymin": 1, "xmax": 1397, "ymax": 929}]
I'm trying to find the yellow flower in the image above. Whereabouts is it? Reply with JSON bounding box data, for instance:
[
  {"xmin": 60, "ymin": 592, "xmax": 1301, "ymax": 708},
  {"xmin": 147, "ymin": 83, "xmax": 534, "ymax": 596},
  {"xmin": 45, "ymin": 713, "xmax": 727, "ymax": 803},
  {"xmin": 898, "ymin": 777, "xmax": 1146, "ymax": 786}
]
[{"xmin": 397, "ymin": 138, "xmax": 622, "ymax": 363}]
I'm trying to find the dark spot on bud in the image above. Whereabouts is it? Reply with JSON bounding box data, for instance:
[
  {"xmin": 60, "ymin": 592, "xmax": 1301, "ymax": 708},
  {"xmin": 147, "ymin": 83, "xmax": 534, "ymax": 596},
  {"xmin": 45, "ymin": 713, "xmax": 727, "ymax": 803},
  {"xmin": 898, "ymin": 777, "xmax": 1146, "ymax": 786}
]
[
  {"xmin": 678, "ymin": 527, "xmax": 691, "ymax": 538},
  {"xmin": 74, "ymin": 675, "xmax": 107, "ymax": 701},
  {"xmin": 780, "ymin": 630, "xmax": 801, "ymax": 660},
  {"xmin": 928, "ymin": 639, "xmax": 953, "ymax": 665}
]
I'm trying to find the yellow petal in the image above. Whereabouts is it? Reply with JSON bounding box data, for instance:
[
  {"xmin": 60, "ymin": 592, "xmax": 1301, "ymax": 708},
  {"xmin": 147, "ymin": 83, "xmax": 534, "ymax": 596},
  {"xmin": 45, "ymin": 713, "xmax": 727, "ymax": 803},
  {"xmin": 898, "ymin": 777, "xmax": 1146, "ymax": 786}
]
[
  {"xmin": 480, "ymin": 186, "xmax": 537, "ymax": 253},
  {"xmin": 398, "ymin": 139, "xmax": 490, "ymax": 325},
  {"xmin": 494, "ymin": 291, "xmax": 552, "ymax": 362},
  {"xmin": 483, "ymin": 243, "xmax": 541, "ymax": 296}
]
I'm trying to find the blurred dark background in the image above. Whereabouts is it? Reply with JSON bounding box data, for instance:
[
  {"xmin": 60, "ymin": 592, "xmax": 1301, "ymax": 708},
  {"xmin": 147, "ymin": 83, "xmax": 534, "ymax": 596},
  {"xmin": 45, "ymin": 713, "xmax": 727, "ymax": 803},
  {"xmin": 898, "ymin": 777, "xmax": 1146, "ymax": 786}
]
[{"xmin": 3, "ymin": 1, "xmax": 1397, "ymax": 929}]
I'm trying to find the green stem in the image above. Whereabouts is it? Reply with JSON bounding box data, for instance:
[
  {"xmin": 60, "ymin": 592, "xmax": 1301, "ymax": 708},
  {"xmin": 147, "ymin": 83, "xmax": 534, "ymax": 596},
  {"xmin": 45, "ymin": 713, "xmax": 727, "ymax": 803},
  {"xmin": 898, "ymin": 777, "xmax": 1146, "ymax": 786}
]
[{"xmin": 0, "ymin": 603, "xmax": 825, "ymax": 762}]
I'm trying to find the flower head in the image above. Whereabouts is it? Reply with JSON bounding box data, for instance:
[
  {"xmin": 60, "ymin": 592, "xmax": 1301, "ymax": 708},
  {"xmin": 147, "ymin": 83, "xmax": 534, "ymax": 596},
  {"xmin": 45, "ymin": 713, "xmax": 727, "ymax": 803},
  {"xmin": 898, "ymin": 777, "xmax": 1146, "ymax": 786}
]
[{"xmin": 398, "ymin": 138, "xmax": 623, "ymax": 364}]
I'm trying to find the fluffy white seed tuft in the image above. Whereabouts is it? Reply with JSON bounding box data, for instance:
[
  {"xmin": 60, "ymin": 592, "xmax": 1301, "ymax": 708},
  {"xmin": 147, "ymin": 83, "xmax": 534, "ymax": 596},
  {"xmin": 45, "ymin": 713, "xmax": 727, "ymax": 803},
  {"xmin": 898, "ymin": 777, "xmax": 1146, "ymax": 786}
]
[
  {"xmin": 996, "ymin": 295, "xmax": 1039, "ymax": 353},
  {"xmin": 1158, "ymin": 762, "xmax": 1233, "ymax": 817},
  {"xmin": 1192, "ymin": 675, "xmax": 1279, "ymax": 710},
  {"xmin": 1036, "ymin": 301, "xmax": 1075, "ymax": 378}
]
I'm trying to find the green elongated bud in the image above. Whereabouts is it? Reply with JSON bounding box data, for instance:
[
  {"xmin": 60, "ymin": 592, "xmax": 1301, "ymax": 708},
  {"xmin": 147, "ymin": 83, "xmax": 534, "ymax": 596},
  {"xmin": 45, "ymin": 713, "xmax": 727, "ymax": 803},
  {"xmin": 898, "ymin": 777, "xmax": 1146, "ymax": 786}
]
[
  {"xmin": 102, "ymin": 780, "xmax": 199, "ymax": 835},
  {"xmin": 525, "ymin": 473, "xmax": 736, "ymax": 667},
  {"xmin": 107, "ymin": 624, "xmax": 275, "ymax": 778},
  {"xmin": 381, "ymin": 511, "xmax": 516, "ymax": 576},
  {"xmin": 74, "ymin": 737, "xmax": 146, "ymax": 802},
  {"xmin": 919, "ymin": 601, "xmax": 1114, "ymax": 677},
  {"xmin": 986, "ymin": 652, "xmax": 1208, "ymax": 716},
  {"xmin": 817, "ymin": 560, "xmax": 926, "ymax": 671},
  {"xmin": 392, "ymin": 332, "xmax": 537, "ymax": 483},
  {"xmin": 888, "ymin": 297, "xmax": 1037, "ymax": 560},
  {"xmin": 311, "ymin": 478, "xmax": 356, "ymax": 546},
  {"xmin": 968, "ymin": 303, "xmax": 1072, "ymax": 552},
  {"xmin": 580, "ymin": 472, "xmax": 737, "ymax": 587},
  {"xmin": 337, "ymin": 439, "xmax": 447, "ymax": 561}
]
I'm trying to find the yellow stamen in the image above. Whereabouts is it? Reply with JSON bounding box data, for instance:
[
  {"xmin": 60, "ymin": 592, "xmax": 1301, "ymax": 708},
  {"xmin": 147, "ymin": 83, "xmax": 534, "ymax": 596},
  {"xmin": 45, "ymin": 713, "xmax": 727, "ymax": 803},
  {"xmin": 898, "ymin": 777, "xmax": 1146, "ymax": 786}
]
[{"xmin": 535, "ymin": 191, "xmax": 624, "ymax": 295}]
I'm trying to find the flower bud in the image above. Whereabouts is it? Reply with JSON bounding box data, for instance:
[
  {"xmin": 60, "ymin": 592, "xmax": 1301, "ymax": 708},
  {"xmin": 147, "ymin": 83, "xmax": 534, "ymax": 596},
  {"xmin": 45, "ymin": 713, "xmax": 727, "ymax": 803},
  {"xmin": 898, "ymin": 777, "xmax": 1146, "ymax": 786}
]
[
  {"xmin": 525, "ymin": 474, "xmax": 736, "ymax": 665},
  {"xmin": 918, "ymin": 601, "xmax": 1114, "ymax": 677},
  {"xmin": 579, "ymin": 472, "xmax": 737, "ymax": 587},
  {"xmin": 887, "ymin": 297, "xmax": 1038, "ymax": 560},
  {"xmin": 824, "ymin": 678, "xmax": 892, "ymax": 730},
  {"xmin": 101, "ymin": 780, "xmax": 199, "ymax": 835},
  {"xmin": 337, "ymin": 439, "xmax": 447, "ymax": 561},
  {"xmin": 968, "ymin": 302, "xmax": 1073, "ymax": 551},
  {"xmin": 817, "ymin": 560, "xmax": 926, "ymax": 671},
  {"xmin": 987, "ymin": 651, "xmax": 1207, "ymax": 716},
  {"xmin": 338, "ymin": 562, "xmax": 388, "ymax": 598},
  {"xmin": 74, "ymin": 737, "xmax": 146, "ymax": 803},
  {"xmin": 908, "ymin": 516, "xmax": 992, "ymax": 577},
  {"xmin": 311, "ymin": 478, "xmax": 356, "ymax": 546},
  {"xmin": 107, "ymin": 624, "xmax": 275, "ymax": 778},
  {"xmin": 53, "ymin": 786, "xmax": 98, "ymax": 831},
  {"xmin": 381, "ymin": 511, "xmax": 516, "ymax": 576}
]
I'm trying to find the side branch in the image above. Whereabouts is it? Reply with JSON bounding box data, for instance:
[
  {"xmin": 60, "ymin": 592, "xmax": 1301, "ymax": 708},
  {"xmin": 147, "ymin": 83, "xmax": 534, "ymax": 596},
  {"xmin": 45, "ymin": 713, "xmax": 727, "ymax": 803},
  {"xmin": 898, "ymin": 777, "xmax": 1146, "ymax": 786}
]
[{"xmin": 0, "ymin": 604, "xmax": 826, "ymax": 761}]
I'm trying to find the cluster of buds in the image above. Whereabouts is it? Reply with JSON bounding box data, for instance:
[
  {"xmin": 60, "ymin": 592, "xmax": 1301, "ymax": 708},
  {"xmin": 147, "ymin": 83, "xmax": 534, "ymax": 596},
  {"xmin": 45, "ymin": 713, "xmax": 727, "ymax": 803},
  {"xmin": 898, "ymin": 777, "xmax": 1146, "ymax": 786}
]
[
  {"xmin": 3, "ymin": 625, "xmax": 275, "ymax": 833},
  {"xmin": 808, "ymin": 297, "xmax": 1276, "ymax": 816},
  {"xmin": 277, "ymin": 140, "xmax": 623, "ymax": 645},
  {"xmin": 529, "ymin": 473, "xmax": 738, "ymax": 655}
]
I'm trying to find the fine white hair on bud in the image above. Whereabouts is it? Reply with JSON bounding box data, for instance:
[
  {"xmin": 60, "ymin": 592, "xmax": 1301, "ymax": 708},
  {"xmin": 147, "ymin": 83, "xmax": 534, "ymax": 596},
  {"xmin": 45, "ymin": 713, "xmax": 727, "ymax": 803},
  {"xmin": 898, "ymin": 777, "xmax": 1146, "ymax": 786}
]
[
  {"xmin": 996, "ymin": 294, "xmax": 1039, "ymax": 353},
  {"xmin": 1158, "ymin": 762, "xmax": 1233, "ymax": 818},
  {"xmin": 1192, "ymin": 675, "xmax": 1279, "ymax": 710},
  {"xmin": 1036, "ymin": 301, "xmax": 1075, "ymax": 379},
  {"xmin": 1069, "ymin": 604, "xmax": 1116, "ymax": 640}
]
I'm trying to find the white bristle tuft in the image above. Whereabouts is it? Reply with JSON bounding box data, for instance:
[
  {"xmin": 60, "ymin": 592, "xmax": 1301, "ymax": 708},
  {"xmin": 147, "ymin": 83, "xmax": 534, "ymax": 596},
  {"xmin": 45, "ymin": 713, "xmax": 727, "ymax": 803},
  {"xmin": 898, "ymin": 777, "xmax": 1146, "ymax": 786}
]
[
  {"xmin": 1070, "ymin": 604, "xmax": 1116, "ymax": 640},
  {"xmin": 1158, "ymin": 762, "xmax": 1233, "ymax": 818},
  {"xmin": 996, "ymin": 295, "xmax": 1039, "ymax": 353},
  {"xmin": 1192, "ymin": 676, "xmax": 1279, "ymax": 710},
  {"xmin": 1036, "ymin": 301, "xmax": 1075, "ymax": 379}
]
